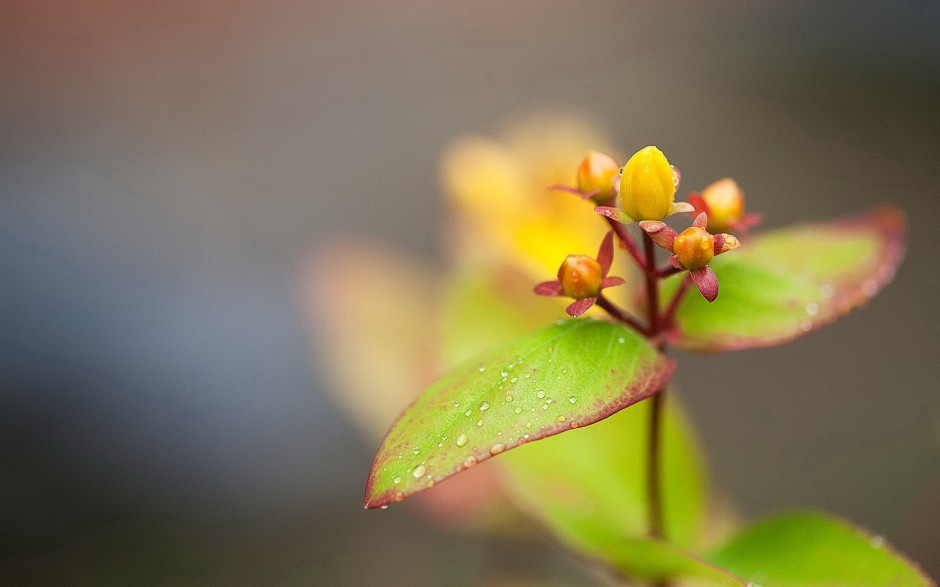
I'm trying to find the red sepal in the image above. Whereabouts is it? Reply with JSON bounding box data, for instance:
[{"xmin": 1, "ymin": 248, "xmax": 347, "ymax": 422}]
[
  {"xmin": 566, "ymin": 297, "xmax": 598, "ymax": 317},
  {"xmin": 689, "ymin": 266, "xmax": 719, "ymax": 302}
]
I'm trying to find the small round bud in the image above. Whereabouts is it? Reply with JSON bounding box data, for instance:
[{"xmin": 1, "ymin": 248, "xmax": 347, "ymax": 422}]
[
  {"xmin": 577, "ymin": 151, "xmax": 619, "ymax": 202},
  {"xmin": 674, "ymin": 227, "xmax": 715, "ymax": 270},
  {"xmin": 701, "ymin": 178, "xmax": 745, "ymax": 232},
  {"xmin": 619, "ymin": 146, "xmax": 676, "ymax": 221},
  {"xmin": 557, "ymin": 254, "xmax": 603, "ymax": 299}
]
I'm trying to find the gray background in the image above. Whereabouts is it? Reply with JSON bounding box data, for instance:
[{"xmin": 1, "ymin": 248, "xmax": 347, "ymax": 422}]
[{"xmin": 1, "ymin": 1, "xmax": 938, "ymax": 583}]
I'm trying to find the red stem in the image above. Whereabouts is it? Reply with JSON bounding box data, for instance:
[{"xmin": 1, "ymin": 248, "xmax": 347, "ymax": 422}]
[
  {"xmin": 606, "ymin": 218, "xmax": 646, "ymax": 269},
  {"xmin": 661, "ymin": 274, "xmax": 694, "ymax": 332},
  {"xmin": 596, "ymin": 294, "xmax": 647, "ymax": 335},
  {"xmin": 641, "ymin": 231, "xmax": 666, "ymax": 542}
]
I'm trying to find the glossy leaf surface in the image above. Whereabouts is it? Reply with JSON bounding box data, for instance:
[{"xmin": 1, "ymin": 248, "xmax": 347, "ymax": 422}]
[
  {"xmin": 664, "ymin": 207, "xmax": 905, "ymax": 351},
  {"xmin": 499, "ymin": 392, "xmax": 710, "ymax": 557},
  {"xmin": 364, "ymin": 318, "xmax": 674, "ymax": 509},
  {"xmin": 710, "ymin": 511, "xmax": 934, "ymax": 586}
]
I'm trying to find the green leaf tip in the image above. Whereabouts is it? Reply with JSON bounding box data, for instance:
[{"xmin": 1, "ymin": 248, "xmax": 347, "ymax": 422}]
[
  {"xmin": 665, "ymin": 206, "xmax": 906, "ymax": 352},
  {"xmin": 364, "ymin": 318, "xmax": 674, "ymax": 509}
]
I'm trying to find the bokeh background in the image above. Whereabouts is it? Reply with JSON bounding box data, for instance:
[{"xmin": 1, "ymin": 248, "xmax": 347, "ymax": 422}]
[{"xmin": 2, "ymin": 1, "xmax": 939, "ymax": 584}]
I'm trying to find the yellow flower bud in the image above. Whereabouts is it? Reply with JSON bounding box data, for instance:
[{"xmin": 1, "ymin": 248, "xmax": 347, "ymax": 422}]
[
  {"xmin": 557, "ymin": 254, "xmax": 603, "ymax": 299},
  {"xmin": 619, "ymin": 146, "xmax": 676, "ymax": 221},
  {"xmin": 674, "ymin": 227, "xmax": 715, "ymax": 270},
  {"xmin": 577, "ymin": 151, "xmax": 619, "ymax": 202},
  {"xmin": 701, "ymin": 178, "xmax": 745, "ymax": 233}
]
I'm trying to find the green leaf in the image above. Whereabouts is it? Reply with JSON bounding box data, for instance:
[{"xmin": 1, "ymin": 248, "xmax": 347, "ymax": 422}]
[
  {"xmin": 498, "ymin": 391, "xmax": 711, "ymax": 558},
  {"xmin": 709, "ymin": 511, "xmax": 934, "ymax": 586},
  {"xmin": 600, "ymin": 538, "xmax": 745, "ymax": 585},
  {"xmin": 364, "ymin": 318, "xmax": 674, "ymax": 509},
  {"xmin": 664, "ymin": 207, "xmax": 905, "ymax": 352}
]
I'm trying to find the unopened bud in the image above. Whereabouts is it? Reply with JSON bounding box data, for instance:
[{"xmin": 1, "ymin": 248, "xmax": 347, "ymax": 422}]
[
  {"xmin": 619, "ymin": 146, "xmax": 676, "ymax": 221},
  {"xmin": 701, "ymin": 178, "xmax": 745, "ymax": 232},
  {"xmin": 557, "ymin": 254, "xmax": 603, "ymax": 299},
  {"xmin": 674, "ymin": 227, "xmax": 715, "ymax": 270},
  {"xmin": 577, "ymin": 151, "xmax": 619, "ymax": 202}
]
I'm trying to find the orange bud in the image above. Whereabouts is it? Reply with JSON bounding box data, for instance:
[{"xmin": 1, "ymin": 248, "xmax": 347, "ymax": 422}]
[
  {"xmin": 557, "ymin": 254, "xmax": 603, "ymax": 299},
  {"xmin": 577, "ymin": 151, "xmax": 619, "ymax": 202},
  {"xmin": 619, "ymin": 146, "xmax": 676, "ymax": 221},
  {"xmin": 701, "ymin": 178, "xmax": 745, "ymax": 232},
  {"xmin": 674, "ymin": 227, "xmax": 715, "ymax": 270}
]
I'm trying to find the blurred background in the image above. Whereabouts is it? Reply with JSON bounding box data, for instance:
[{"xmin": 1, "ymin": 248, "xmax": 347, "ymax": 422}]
[{"xmin": 1, "ymin": 1, "xmax": 939, "ymax": 584}]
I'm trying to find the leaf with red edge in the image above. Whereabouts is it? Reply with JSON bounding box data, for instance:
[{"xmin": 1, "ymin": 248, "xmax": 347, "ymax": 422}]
[
  {"xmin": 662, "ymin": 207, "xmax": 905, "ymax": 352},
  {"xmin": 364, "ymin": 318, "xmax": 674, "ymax": 509}
]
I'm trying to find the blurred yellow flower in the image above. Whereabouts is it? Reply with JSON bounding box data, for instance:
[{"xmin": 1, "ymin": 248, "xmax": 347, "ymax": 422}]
[{"xmin": 440, "ymin": 113, "xmax": 619, "ymax": 282}]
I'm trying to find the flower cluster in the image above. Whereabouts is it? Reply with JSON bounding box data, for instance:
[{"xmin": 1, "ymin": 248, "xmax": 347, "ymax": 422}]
[{"xmin": 541, "ymin": 145, "xmax": 748, "ymax": 313}]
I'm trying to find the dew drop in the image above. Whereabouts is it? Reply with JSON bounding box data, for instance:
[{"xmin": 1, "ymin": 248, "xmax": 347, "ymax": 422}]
[
  {"xmin": 380, "ymin": 505, "xmax": 389, "ymax": 510},
  {"xmin": 453, "ymin": 401, "xmax": 460, "ymax": 408},
  {"xmin": 569, "ymin": 396, "xmax": 577, "ymax": 404},
  {"xmin": 514, "ymin": 407, "xmax": 522, "ymax": 414},
  {"xmin": 412, "ymin": 465, "xmax": 426, "ymax": 478},
  {"xmin": 500, "ymin": 371, "xmax": 509, "ymax": 377},
  {"xmin": 412, "ymin": 447, "xmax": 420, "ymax": 455},
  {"xmin": 478, "ymin": 365, "xmax": 486, "ymax": 372},
  {"xmin": 476, "ymin": 419, "xmax": 483, "ymax": 427},
  {"xmin": 393, "ymin": 476, "xmax": 402, "ymax": 484},
  {"xmin": 463, "ymin": 455, "xmax": 477, "ymax": 468},
  {"xmin": 437, "ymin": 442, "xmax": 443, "ymax": 448},
  {"xmin": 800, "ymin": 320, "xmax": 812, "ymax": 332},
  {"xmin": 805, "ymin": 302, "xmax": 818, "ymax": 316},
  {"xmin": 542, "ymin": 405, "xmax": 549, "ymax": 410},
  {"xmin": 394, "ymin": 492, "xmax": 405, "ymax": 502},
  {"xmin": 456, "ymin": 434, "xmax": 468, "ymax": 447},
  {"xmin": 546, "ymin": 398, "xmax": 553, "ymax": 404},
  {"xmin": 536, "ymin": 390, "xmax": 546, "ymax": 399},
  {"xmin": 505, "ymin": 395, "xmax": 513, "ymax": 402},
  {"xmin": 870, "ymin": 535, "xmax": 885, "ymax": 549},
  {"xmin": 557, "ymin": 415, "xmax": 567, "ymax": 423},
  {"xmin": 524, "ymin": 373, "xmax": 531, "ymax": 379},
  {"xmin": 510, "ymin": 377, "xmax": 518, "ymax": 384},
  {"xmin": 618, "ymin": 337, "xmax": 625, "ymax": 343},
  {"xmin": 820, "ymin": 283, "xmax": 834, "ymax": 298},
  {"xmin": 523, "ymin": 433, "xmax": 530, "ymax": 439},
  {"xmin": 480, "ymin": 401, "xmax": 490, "ymax": 411},
  {"xmin": 489, "ymin": 443, "xmax": 506, "ymax": 455},
  {"xmin": 570, "ymin": 422, "xmax": 580, "ymax": 429},
  {"xmin": 464, "ymin": 409, "xmax": 472, "ymax": 416}
]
